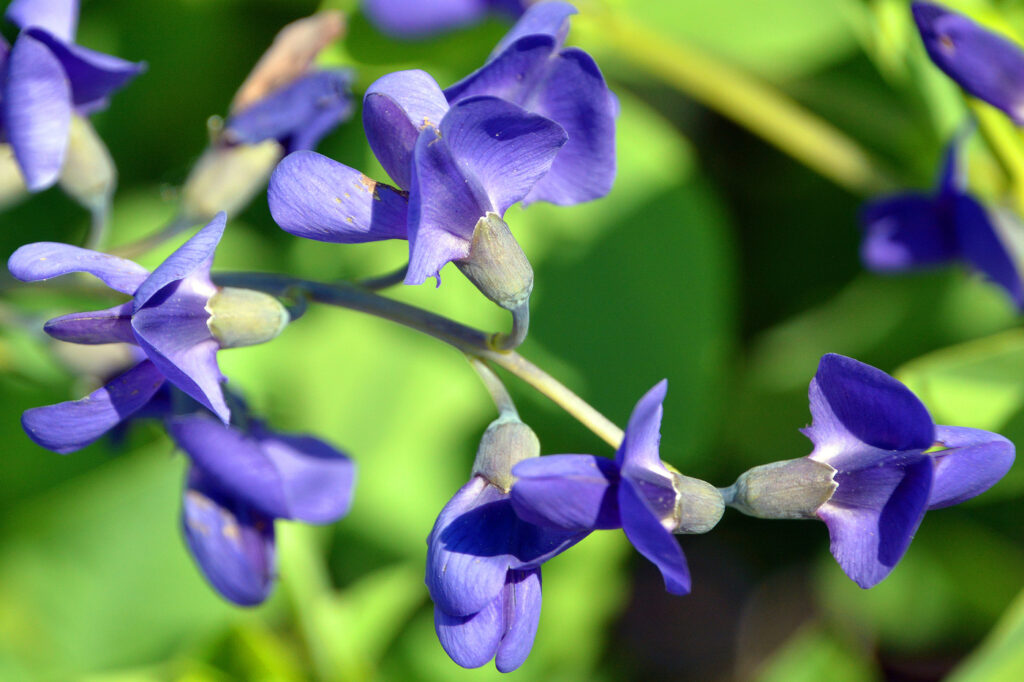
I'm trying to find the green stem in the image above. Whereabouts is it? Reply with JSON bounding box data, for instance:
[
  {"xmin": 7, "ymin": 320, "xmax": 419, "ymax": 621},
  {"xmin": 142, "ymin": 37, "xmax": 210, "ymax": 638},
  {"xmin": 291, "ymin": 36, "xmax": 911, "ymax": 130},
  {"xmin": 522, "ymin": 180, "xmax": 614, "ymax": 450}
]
[
  {"xmin": 84, "ymin": 199, "xmax": 111, "ymax": 251},
  {"xmin": 468, "ymin": 355, "xmax": 519, "ymax": 418},
  {"xmin": 110, "ymin": 214, "xmax": 195, "ymax": 258},
  {"xmin": 357, "ymin": 263, "xmax": 409, "ymax": 291},
  {"xmin": 581, "ymin": 7, "xmax": 895, "ymax": 195},
  {"xmin": 490, "ymin": 302, "xmax": 530, "ymax": 351}
]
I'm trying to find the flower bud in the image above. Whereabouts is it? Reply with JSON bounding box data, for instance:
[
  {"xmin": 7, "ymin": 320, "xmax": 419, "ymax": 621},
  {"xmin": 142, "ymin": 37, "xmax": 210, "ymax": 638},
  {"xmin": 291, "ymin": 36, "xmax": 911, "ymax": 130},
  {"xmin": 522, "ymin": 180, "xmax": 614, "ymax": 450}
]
[
  {"xmin": 58, "ymin": 116, "xmax": 116, "ymax": 213},
  {"xmin": 0, "ymin": 144, "xmax": 28, "ymax": 209},
  {"xmin": 723, "ymin": 458, "xmax": 838, "ymax": 520},
  {"xmin": 181, "ymin": 141, "xmax": 283, "ymax": 222},
  {"xmin": 206, "ymin": 287, "xmax": 290, "ymax": 349},
  {"xmin": 472, "ymin": 416, "xmax": 540, "ymax": 492},
  {"xmin": 456, "ymin": 213, "xmax": 534, "ymax": 311},
  {"xmin": 670, "ymin": 472, "xmax": 726, "ymax": 534}
]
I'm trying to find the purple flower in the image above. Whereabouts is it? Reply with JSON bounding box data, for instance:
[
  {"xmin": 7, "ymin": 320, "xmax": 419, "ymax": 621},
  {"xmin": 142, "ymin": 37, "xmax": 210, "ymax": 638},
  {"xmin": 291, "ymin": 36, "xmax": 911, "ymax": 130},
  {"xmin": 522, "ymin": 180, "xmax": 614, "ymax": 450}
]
[
  {"xmin": 860, "ymin": 142, "xmax": 1023, "ymax": 308},
  {"xmin": 1, "ymin": 0, "xmax": 145, "ymax": 191},
  {"xmin": 803, "ymin": 354, "xmax": 1014, "ymax": 588},
  {"xmin": 426, "ymin": 475, "xmax": 583, "ymax": 671},
  {"xmin": 170, "ymin": 413, "xmax": 356, "ymax": 605},
  {"xmin": 268, "ymin": 69, "xmax": 566, "ymax": 284},
  {"xmin": 445, "ymin": 1, "xmax": 617, "ymax": 206},
  {"xmin": 363, "ymin": 0, "xmax": 525, "ymax": 38},
  {"xmin": 510, "ymin": 381, "xmax": 709, "ymax": 596},
  {"xmin": 912, "ymin": 2, "xmax": 1024, "ymax": 125},
  {"xmin": 9, "ymin": 214, "xmax": 233, "ymax": 452}
]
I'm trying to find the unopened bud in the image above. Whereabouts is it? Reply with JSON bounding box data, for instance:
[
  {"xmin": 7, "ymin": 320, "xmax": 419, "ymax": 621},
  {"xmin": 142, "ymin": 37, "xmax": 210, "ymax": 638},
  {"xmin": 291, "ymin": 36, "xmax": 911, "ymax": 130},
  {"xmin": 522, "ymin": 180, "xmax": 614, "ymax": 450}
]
[
  {"xmin": 671, "ymin": 473, "xmax": 726, "ymax": 534},
  {"xmin": 58, "ymin": 116, "xmax": 115, "ymax": 213},
  {"xmin": 723, "ymin": 458, "xmax": 837, "ymax": 520},
  {"xmin": 456, "ymin": 213, "xmax": 534, "ymax": 311},
  {"xmin": 182, "ymin": 141, "xmax": 283, "ymax": 222},
  {"xmin": 207, "ymin": 287, "xmax": 290, "ymax": 349},
  {"xmin": 0, "ymin": 144, "xmax": 28, "ymax": 209},
  {"xmin": 472, "ymin": 416, "xmax": 540, "ymax": 492}
]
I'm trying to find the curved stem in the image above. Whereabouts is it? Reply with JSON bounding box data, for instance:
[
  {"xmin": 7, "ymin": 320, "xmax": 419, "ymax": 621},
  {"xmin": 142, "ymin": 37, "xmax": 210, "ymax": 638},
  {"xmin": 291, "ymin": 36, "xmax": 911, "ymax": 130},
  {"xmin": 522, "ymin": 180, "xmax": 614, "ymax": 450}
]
[
  {"xmin": 110, "ymin": 213, "xmax": 195, "ymax": 258},
  {"xmin": 357, "ymin": 263, "xmax": 409, "ymax": 291},
  {"xmin": 468, "ymin": 356, "xmax": 518, "ymax": 418},
  {"xmin": 490, "ymin": 302, "xmax": 529, "ymax": 351},
  {"xmin": 84, "ymin": 200, "xmax": 111, "ymax": 251}
]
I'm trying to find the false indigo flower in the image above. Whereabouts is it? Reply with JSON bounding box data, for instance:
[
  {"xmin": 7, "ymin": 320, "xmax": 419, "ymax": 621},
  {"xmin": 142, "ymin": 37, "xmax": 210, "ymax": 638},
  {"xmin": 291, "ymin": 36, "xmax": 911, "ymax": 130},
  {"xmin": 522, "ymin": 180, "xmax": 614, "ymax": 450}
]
[
  {"xmin": 268, "ymin": 69, "xmax": 566, "ymax": 284},
  {"xmin": 7, "ymin": 214, "xmax": 252, "ymax": 452},
  {"xmin": 364, "ymin": 0, "xmax": 525, "ymax": 38},
  {"xmin": 860, "ymin": 142, "xmax": 1023, "ymax": 307},
  {"xmin": 445, "ymin": 1, "xmax": 617, "ymax": 205},
  {"xmin": 1, "ymin": 0, "xmax": 145, "ymax": 191},
  {"xmin": 510, "ymin": 381, "xmax": 725, "ymax": 596},
  {"xmin": 912, "ymin": 2, "xmax": 1024, "ymax": 125},
  {"xmin": 170, "ymin": 413, "xmax": 356, "ymax": 605},
  {"xmin": 728, "ymin": 354, "xmax": 1015, "ymax": 589}
]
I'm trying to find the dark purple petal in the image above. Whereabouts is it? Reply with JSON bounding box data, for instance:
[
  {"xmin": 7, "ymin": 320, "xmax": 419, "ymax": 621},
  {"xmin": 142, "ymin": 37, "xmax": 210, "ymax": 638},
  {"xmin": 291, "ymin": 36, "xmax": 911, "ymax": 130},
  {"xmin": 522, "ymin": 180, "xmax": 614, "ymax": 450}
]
[
  {"xmin": 133, "ymin": 213, "xmax": 225, "ymax": 310},
  {"xmin": 511, "ymin": 454, "xmax": 620, "ymax": 530},
  {"xmin": 182, "ymin": 466, "xmax": 276, "ymax": 607},
  {"xmin": 364, "ymin": 0, "xmax": 490, "ymax": 38},
  {"xmin": 3, "ymin": 33, "xmax": 72, "ymax": 191},
  {"xmin": 494, "ymin": 569, "xmax": 542, "ymax": 673},
  {"xmin": 619, "ymin": 479, "xmax": 690, "ymax": 595},
  {"xmin": 363, "ymin": 70, "xmax": 449, "ymax": 189},
  {"xmin": 804, "ymin": 354, "xmax": 935, "ymax": 467},
  {"xmin": 21, "ymin": 359, "xmax": 165, "ymax": 453},
  {"xmin": 224, "ymin": 70, "xmax": 352, "ymax": 154},
  {"xmin": 489, "ymin": 1, "xmax": 574, "ymax": 58},
  {"xmin": 24, "ymin": 28, "xmax": 145, "ymax": 113},
  {"xmin": 5, "ymin": 0, "xmax": 78, "ymax": 43},
  {"xmin": 954, "ymin": 195, "xmax": 1024, "ymax": 308},
  {"xmin": 859, "ymin": 194, "xmax": 958, "ymax": 270},
  {"xmin": 434, "ymin": 595, "xmax": 504, "ymax": 669},
  {"xmin": 927, "ymin": 425, "xmax": 1015, "ymax": 509},
  {"xmin": 43, "ymin": 301, "xmax": 135, "ymax": 344},
  {"xmin": 267, "ymin": 150, "xmax": 408, "ymax": 243},
  {"xmin": 817, "ymin": 455, "xmax": 932, "ymax": 588},
  {"xmin": 913, "ymin": 2, "xmax": 1024, "ymax": 125},
  {"xmin": 8, "ymin": 241, "xmax": 148, "ymax": 294},
  {"xmin": 616, "ymin": 379, "xmax": 668, "ymax": 472}
]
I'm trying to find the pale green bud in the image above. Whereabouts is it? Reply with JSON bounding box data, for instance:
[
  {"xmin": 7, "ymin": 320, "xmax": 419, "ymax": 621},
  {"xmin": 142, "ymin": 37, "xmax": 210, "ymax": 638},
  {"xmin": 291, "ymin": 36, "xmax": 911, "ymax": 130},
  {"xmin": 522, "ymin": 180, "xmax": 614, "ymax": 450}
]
[
  {"xmin": 456, "ymin": 213, "xmax": 534, "ymax": 311},
  {"xmin": 671, "ymin": 473, "xmax": 726, "ymax": 534},
  {"xmin": 0, "ymin": 144, "xmax": 27, "ymax": 209},
  {"xmin": 472, "ymin": 416, "xmax": 540, "ymax": 492},
  {"xmin": 181, "ymin": 142, "xmax": 282, "ymax": 222},
  {"xmin": 722, "ymin": 458, "xmax": 837, "ymax": 520},
  {"xmin": 58, "ymin": 116, "xmax": 115, "ymax": 213},
  {"xmin": 206, "ymin": 287, "xmax": 290, "ymax": 349}
]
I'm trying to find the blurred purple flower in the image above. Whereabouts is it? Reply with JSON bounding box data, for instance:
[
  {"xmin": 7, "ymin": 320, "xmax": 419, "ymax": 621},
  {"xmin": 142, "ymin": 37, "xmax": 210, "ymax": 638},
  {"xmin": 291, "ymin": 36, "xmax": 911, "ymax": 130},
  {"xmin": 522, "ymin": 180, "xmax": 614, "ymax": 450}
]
[
  {"xmin": 426, "ymin": 474, "xmax": 583, "ymax": 671},
  {"xmin": 860, "ymin": 142, "xmax": 1023, "ymax": 308},
  {"xmin": 803, "ymin": 353, "xmax": 1014, "ymax": 588},
  {"xmin": 171, "ymin": 413, "xmax": 356, "ymax": 606},
  {"xmin": 363, "ymin": 0, "xmax": 525, "ymax": 38},
  {"xmin": 1, "ymin": 0, "xmax": 145, "ymax": 190},
  {"xmin": 510, "ymin": 380, "xmax": 692, "ymax": 595},
  {"xmin": 913, "ymin": 2, "xmax": 1024, "ymax": 125},
  {"xmin": 9, "ymin": 214, "xmax": 232, "ymax": 452}
]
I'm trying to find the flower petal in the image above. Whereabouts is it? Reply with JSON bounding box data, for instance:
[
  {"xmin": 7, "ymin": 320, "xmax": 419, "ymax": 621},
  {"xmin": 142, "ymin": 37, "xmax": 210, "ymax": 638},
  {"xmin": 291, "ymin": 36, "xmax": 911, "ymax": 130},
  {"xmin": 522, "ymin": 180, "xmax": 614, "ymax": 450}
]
[
  {"xmin": 954, "ymin": 195, "xmax": 1024, "ymax": 308},
  {"xmin": 616, "ymin": 379, "xmax": 667, "ymax": 472},
  {"xmin": 619, "ymin": 478, "xmax": 690, "ymax": 595},
  {"xmin": 5, "ymin": 0, "xmax": 79, "ymax": 43},
  {"xmin": 444, "ymin": 34, "xmax": 558, "ymax": 105},
  {"xmin": 364, "ymin": 0, "xmax": 491, "ymax": 39},
  {"xmin": 913, "ymin": 2, "xmax": 1024, "ymax": 125},
  {"xmin": 363, "ymin": 70, "xmax": 450, "ymax": 189},
  {"xmin": 804, "ymin": 354, "xmax": 935, "ymax": 468},
  {"xmin": 24, "ymin": 28, "xmax": 145, "ymax": 113},
  {"xmin": 859, "ymin": 194, "xmax": 958, "ymax": 270},
  {"xmin": 510, "ymin": 454, "xmax": 620, "ymax": 530},
  {"xmin": 8, "ymin": 241, "xmax": 149, "ymax": 294},
  {"xmin": 182, "ymin": 466, "xmax": 276, "ymax": 607},
  {"xmin": 434, "ymin": 595, "xmax": 504, "ymax": 670},
  {"xmin": 927, "ymin": 425, "xmax": 1015, "ymax": 509},
  {"xmin": 3, "ymin": 33, "xmax": 72, "ymax": 191},
  {"xmin": 43, "ymin": 301, "xmax": 136, "ymax": 344},
  {"xmin": 132, "ymin": 213, "xmax": 225, "ymax": 310},
  {"xmin": 21, "ymin": 359, "xmax": 165, "ymax": 453},
  {"xmin": 489, "ymin": 1, "xmax": 574, "ymax": 59},
  {"xmin": 817, "ymin": 456, "xmax": 932, "ymax": 588},
  {"xmin": 494, "ymin": 569, "xmax": 542, "ymax": 673},
  {"xmin": 267, "ymin": 150, "xmax": 408, "ymax": 243}
]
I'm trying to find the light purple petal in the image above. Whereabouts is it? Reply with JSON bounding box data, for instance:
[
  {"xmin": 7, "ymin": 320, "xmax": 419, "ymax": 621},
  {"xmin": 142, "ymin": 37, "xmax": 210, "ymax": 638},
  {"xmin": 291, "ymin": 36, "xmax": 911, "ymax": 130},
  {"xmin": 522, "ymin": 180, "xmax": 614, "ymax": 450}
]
[
  {"xmin": 444, "ymin": 33, "xmax": 558, "ymax": 105},
  {"xmin": 44, "ymin": 302, "xmax": 136, "ymax": 344},
  {"xmin": 133, "ymin": 213, "xmax": 225, "ymax": 310},
  {"xmin": 434, "ymin": 595, "xmax": 504, "ymax": 669},
  {"xmin": 3, "ymin": 33, "xmax": 72, "ymax": 191},
  {"xmin": 913, "ymin": 2, "xmax": 1024, "ymax": 125},
  {"xmin": 363, "ymin": 70, "xmax": 450, "ymax": 189},
  {"xmin": 619, "ymin": 479, "xmax": 690, "ymax": 595},
  {"xmin": 21, "ymin": 359, "xmax": 165, "ymax": 453},
  {"xmin": 954, "ymin": 194, "xmax": 1024, "ymax": 308},
  {"xmin": 267, "ymin": 150, "xmax": 408, "ymax": 243},
  {"xmin": 8, "ymin": 241, "xmax": 149, "ymax": 294},
  {"xmin": 511, "ymin": 454, "xmax": 620, "ymax": 530},
  {"xmin": 859, "ymin": 194, "xmax": 958, "ymax": 270},
  {"xmin": 927, "ymin": 425, "xmax": 1015, "ymax": 509},
  {"xmin": 489, "ymin": 1, "xmax": 574, "ymax": 59},
  {"xmin": 5, "ymin": 0, "xmax": 79, "ymax": 43},
  {"xmin": 494, "ymin": 569, "xmax": 542, "ymax": 673},
  {"xmin": 804, "ymin": 354, "xmax": 935, "ymax": 469},
  {"xmin": 364, "ymin": 0, "xmax": 490, "ymax": 39},
  {"xmin": 182, "ymin": 466, "xmax": 276, "ymax": 607},
  {"xmin": 817, "ymin": 456, "xmax": 933, "ymax": 589},
  {"xmin": 616, "ymin": 379, "xmax": 668, "ymax": 472},
  {"xmin": 24, "ymin": 28, "xmax": 145, "ymax": 113}
]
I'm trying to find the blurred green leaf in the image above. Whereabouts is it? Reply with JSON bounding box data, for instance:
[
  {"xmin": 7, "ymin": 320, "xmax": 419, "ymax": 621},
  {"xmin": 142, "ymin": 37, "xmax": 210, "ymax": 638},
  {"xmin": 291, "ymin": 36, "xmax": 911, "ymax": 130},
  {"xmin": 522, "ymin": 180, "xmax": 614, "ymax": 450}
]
[
  {"xmin": 754, "ymin": 623, "xmax": 881, "ymax": 682},
  {"xmin": 948, "ymin": 587, "xmax": 1024, "ymax": 682}
]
